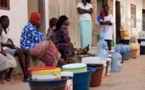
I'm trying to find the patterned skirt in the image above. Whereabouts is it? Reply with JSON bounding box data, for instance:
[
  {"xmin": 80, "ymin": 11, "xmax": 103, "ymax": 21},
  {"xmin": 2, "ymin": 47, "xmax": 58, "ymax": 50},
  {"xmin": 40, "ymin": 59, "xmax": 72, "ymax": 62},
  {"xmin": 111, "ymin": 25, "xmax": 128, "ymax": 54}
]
[
  {"xmin": 30, "ymin": 40, "xmax": 59, "ymax": 66},
  {"xmin": 55, "ymin": 42, "xmax": 74, "ymax": 63}
]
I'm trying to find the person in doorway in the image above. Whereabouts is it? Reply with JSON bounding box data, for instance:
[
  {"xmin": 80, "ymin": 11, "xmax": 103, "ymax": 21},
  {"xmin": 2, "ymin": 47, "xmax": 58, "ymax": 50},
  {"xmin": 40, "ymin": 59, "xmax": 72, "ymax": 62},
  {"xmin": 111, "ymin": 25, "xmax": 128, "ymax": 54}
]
[
  {"xmin": 21, "ymin": 12, "xmax": 65, "ymax": 67},
  {"xmin": 99, "ymin": 5, "xmax": 113, "ymax": 50},
  {"xmin": 0, "ymin": 15, "xmax": 30, "ymax": 81},
  {"xmin": 46, "ymin": 17, "xmax": 58, "ymax": 38},
  {"xmin": 77, "ymin": 0, "xmax": 93, "ymax": 51},
  {"xmin": 0, "ymin": 43, "xmax": 17, "ymax": 84},
  {"xmin": 49, "ymin": 15, "xmax": 75, "ymax": 63}
]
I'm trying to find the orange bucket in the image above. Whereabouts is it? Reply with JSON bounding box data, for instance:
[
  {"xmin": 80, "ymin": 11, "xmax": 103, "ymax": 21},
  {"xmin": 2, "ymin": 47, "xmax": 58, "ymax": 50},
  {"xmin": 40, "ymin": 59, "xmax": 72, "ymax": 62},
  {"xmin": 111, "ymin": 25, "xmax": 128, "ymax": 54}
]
[{"xmin": 130, "ymin": 49, "xmax": 138, "ymax": 58}]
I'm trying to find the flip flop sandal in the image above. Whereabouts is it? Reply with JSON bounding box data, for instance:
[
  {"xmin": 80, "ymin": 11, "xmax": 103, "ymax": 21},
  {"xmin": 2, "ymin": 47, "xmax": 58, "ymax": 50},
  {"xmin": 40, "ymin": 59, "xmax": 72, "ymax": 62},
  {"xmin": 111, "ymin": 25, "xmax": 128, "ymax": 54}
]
[
  {"xmin": 0, "ymin": 80, "xmax": 5, "ymax": 84},
  {"xmin": 6, "ymin": 78, "xmax": 14, "ymax": 83},
  {"xmin": 23, "ymin": 78, "xmax": 31, "ymax": 82}
]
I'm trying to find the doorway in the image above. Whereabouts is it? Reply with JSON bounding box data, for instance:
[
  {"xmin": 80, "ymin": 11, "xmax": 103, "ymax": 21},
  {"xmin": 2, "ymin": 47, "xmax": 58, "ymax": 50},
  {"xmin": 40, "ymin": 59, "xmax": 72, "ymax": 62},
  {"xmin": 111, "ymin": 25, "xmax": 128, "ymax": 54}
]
[
  {"xmin": 116, "ymin": 1, "xmax": 121, "ymax": 44},
  {"xmin": 143, "ymin": 9, "xmax": 145, "ymax": 31}
]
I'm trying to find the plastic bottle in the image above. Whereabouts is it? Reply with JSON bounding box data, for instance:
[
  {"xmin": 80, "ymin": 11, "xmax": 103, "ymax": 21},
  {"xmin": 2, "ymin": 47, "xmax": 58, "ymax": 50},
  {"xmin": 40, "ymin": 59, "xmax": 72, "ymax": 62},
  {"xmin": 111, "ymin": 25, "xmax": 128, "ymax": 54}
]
[
  {"xmin": 115, "ymin": 43, "xmax": 126, "ymax": 53},
  {"xmin": 96, "ymin": 37, "xmax": 108, "ymax": 60},
  {"xmin": 111, "ymin": 49, "xmax": 122, "ymax": 72}
]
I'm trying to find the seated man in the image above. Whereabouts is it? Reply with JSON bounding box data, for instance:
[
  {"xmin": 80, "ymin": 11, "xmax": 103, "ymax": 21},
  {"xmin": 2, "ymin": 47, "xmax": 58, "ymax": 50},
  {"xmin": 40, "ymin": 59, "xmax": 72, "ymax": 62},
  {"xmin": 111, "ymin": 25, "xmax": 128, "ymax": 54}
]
[{"xmin": 0, "ymin": 15, "xmax": 30, "ymax": 81}]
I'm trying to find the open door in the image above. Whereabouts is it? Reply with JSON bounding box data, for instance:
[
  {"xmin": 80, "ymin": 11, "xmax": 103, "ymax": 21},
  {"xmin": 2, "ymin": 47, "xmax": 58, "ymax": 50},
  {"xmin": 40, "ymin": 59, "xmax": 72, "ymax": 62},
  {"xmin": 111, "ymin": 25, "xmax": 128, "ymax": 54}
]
[
  {"xmin": 143, "ymin": 9, "xmax": 145, "ymax": 31},
  {"xmin": 116, "ymin": 1, "xmax": 121, "ymax": 44}
]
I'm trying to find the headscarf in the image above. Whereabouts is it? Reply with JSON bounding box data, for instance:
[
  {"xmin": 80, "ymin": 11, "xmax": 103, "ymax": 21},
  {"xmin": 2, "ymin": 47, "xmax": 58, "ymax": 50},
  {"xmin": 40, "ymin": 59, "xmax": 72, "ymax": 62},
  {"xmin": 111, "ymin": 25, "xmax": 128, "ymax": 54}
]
[
  {"xmin": 55, "ymin": 15, "xmax": 68, "ymax": 31},
  {"xmin": 30, "ymin": 12, "xmax": 41, "ymax": 25},
  {"xmin": 49, "ymin": 17, "xmax": 58, "ymax": 28}
]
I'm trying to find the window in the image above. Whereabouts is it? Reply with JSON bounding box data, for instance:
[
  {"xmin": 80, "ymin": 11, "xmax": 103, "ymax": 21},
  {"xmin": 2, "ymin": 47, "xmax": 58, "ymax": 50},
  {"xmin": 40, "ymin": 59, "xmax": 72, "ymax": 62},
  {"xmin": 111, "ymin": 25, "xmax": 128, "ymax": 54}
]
[
  {"xmin": 0, "ymin": 0, "xmax": 10, "ymax": 10},
  {"xmin": 131, "ymin": 4, "xmax": 136, "ymax": 28}
]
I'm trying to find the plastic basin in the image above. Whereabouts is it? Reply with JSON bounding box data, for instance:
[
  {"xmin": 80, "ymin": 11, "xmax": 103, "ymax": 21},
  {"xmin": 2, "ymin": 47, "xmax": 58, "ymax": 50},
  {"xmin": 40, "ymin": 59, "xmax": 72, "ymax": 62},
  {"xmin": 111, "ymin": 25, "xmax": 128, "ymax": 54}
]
[{"xmin": 28, "ymin": 76, "xmax": 68, "ymax": 90}]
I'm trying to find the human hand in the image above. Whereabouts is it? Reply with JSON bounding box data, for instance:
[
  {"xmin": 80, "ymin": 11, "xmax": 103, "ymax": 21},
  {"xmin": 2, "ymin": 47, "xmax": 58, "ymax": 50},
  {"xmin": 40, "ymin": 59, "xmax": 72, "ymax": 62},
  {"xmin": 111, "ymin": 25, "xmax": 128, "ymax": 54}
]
[
  {"xmin": 1, "ymin": 51, "xmax": 6, "ymax": 56},
  {"xmin": 8, "ymin": 44, "xmax": 16, "ymax": 49}
]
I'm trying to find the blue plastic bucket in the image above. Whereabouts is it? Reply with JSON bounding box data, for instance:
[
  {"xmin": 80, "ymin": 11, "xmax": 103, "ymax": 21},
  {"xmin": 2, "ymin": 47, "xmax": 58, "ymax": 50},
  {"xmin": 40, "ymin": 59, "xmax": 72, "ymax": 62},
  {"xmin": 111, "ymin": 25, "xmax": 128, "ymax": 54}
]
[
  {"xmin": 124, "ymin": 51, "xmax": 131, "ymax": 60},
  {"xmin": 73, "ymin": 67, "xmax": 95, "ymax": 90}
]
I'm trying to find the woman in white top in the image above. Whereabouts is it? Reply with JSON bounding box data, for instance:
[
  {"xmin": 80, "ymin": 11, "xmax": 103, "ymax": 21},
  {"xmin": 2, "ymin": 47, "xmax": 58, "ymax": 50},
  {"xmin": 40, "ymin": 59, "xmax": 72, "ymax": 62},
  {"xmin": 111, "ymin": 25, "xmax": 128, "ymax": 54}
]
[
  {"xmin": 0, "ymin": 43, "xmax": 16, "ymax": 84},
  {"xmin": 77, "ymin": 0, "xmax": 93, "ymax": 51},
  {"xmin": 0, "ymin": 15, "xmax": 30, "ymax": 81},
  {"xmin": 100, "ymin": 5, "xmax": 113, "ymax": 50}
]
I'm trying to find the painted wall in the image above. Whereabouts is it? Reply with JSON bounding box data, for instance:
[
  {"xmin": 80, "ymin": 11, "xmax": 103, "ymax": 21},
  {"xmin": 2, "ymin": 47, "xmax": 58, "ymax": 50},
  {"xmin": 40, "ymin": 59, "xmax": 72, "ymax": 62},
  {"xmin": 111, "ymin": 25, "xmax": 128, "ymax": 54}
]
[
  {"xmin": 115, "ymin": 0, "xmax": 143, "ymax": 39},
  {"xmin": 46, "ymin": 0, "xmax": 80, "ymax": 48},
  {"xmin": 143, "ymin": 0, "xmax": 145, "ymax": 9},
  {"xmin": 0, "ymin": 0, "xmax": 28, "ymax": 47},
  {"xmin": 28, "ymin": 0, "xmax": 39, "ymax": 19}
]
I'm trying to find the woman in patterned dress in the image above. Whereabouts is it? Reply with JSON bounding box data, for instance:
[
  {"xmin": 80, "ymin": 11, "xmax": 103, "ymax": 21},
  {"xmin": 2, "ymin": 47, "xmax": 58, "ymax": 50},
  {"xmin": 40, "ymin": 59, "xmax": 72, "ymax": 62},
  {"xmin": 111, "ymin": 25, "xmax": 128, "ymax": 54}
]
[{"xmin": 49, "ymin": 15, "xmax": 75, "ymax": 63}]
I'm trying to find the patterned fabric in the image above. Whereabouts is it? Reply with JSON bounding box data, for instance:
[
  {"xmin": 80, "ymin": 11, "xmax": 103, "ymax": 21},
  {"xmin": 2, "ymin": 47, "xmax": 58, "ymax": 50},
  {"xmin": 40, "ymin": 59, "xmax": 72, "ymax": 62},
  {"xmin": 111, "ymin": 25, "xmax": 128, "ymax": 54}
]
[
  {"xmin": 49, "ymin": 25, "xmax": 74, "ymax": 63},
  {"xmin": 30, "ymin": 40, "xmax": 59, "ymax": 66},
  {"xmin": 20, "ymin": 22, "xmax": 45, "ymax": 50}
]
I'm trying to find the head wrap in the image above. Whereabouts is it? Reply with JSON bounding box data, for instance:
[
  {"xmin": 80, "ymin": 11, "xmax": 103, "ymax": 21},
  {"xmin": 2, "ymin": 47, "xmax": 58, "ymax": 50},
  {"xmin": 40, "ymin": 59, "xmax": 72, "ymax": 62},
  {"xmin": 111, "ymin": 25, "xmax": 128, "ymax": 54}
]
[
  {"xmin": 49, "ymin": 17, "xmax": 58, "ymax": 28},
  {"xmin": 30, "ymin": 12, "xmax": 41, "ymax": 25}
]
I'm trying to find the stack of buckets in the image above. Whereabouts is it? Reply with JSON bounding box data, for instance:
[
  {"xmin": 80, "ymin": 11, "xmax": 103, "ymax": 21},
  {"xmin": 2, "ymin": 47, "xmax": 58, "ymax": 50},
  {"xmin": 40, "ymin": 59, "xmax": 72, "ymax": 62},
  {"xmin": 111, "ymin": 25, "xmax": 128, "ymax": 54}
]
[
  {"xmin": 82, "ymin": 57, "xmax": 105, "ymax": 87},
  {"xmin": 61, "ymin": 63, "xmax": 95, "ymax": 90}
]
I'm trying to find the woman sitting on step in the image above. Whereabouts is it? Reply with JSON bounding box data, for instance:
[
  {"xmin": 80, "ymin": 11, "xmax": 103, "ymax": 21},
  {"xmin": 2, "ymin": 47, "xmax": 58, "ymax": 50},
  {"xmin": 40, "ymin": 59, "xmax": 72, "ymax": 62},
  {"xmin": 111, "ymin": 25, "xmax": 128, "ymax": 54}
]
[{"xmin": 20, "ymin": 12, "xmax": 66, "ymax": 67}]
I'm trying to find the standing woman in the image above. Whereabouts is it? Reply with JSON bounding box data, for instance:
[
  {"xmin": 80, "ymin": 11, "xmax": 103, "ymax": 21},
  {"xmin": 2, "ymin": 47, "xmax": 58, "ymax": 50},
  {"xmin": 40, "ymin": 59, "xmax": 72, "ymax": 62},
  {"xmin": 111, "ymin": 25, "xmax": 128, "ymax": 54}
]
[{"xmin": 77, "ymin": 0, "xmax": 93, "ymax": 51}]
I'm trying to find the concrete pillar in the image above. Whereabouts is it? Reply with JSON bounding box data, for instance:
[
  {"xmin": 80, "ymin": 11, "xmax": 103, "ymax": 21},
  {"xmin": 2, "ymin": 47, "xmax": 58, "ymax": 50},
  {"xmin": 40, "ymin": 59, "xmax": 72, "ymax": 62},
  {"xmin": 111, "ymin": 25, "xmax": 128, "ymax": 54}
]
[{"xmin": 39, "ymin": 0, "xmax": 46, "ymax": 34}]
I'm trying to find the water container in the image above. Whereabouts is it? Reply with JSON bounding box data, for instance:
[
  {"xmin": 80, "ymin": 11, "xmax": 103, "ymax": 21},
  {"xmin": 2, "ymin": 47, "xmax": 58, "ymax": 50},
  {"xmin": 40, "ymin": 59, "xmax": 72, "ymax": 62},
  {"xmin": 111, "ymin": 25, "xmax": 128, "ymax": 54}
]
[
  {"xmin": 96, "ymin": 37, "xmax": 108, "ymax": 60},
  {"xmin": 115, "ymin": 43, "xmax": 126, "ymax": 53},
  {"xmin": 115, "ymin": 44, "xmax": 126, "ymax": 63},
  {"xmin": 111, "ymin": 49, "xmax": 122, "ymax": 72}
]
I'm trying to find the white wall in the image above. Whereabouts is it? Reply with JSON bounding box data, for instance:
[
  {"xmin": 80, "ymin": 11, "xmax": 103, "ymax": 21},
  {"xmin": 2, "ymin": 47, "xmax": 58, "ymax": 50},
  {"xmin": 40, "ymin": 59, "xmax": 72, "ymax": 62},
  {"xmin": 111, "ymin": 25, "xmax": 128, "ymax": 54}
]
[
  {"xmin": 116, "ymin": 0, "xmax": 143, "ymax": 39},
  {"xmin": 143, "ymin": 0, "xmax": 145, "ymax": 9},
  {"xmin": 0, "ymin": 0, "xmax": 28, "ymax": 47},
  {"xmin": 28, "ymin": 0, "xmax": 39, "ymax": 19}
]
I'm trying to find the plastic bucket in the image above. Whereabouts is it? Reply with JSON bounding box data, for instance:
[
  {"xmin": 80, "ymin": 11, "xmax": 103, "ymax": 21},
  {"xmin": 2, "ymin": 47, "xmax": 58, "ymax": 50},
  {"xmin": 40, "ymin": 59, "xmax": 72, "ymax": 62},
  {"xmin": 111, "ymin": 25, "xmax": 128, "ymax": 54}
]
[
  {"xmin": 87, "ymin": 64, "xmax": 104, "ymax": 87},
  {"xmin": 28, "ymin": 76, "xmax": 68, "ymax": 90},
  {"xmin": 73, "ymin": 67, "xmax": 95, "ymax": 90},
  {"xmin": 124, "ymin": 51, "xmax": 130, "ymax": 60},
  {"xmin": 130, "ymin": 49, "xmax": 138, "ymax": 58}
]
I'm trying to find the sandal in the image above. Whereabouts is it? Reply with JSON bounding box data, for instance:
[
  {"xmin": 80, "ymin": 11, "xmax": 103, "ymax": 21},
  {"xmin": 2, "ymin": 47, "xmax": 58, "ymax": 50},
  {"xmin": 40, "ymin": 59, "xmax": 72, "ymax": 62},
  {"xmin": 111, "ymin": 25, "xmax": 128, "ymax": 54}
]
[
  {"xmin": 0, "ymin": 80, "xmax": 5, "ymax": 84},
  {"xmin": 23, "ymin": 78, "xmax": 31, "ymax": 82},
  {"xmin": 77, "ymin": 45, "xmax": 90, "ymax": 55},
  {"xmin": 5, "ymin": 78, "xmax": 14, "ymax": 83}
]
